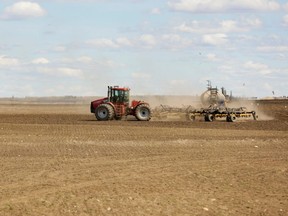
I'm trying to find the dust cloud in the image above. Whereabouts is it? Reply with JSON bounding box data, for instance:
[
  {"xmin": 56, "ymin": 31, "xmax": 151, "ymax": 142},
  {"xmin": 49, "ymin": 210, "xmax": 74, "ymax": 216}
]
[
  {"xmin": 228, "ymin": 100, "xmax": 274, "ymax": 121},
  {"xmin": 131, "ymin": 95, "xmax": 201, "ymax": 109}
]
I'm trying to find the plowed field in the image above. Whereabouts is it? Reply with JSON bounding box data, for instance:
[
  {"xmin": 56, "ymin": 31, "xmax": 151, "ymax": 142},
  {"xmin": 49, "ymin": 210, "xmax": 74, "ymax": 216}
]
[{"xmin": 0, "ymin": 100, "xmax": 287, "ymax": 216}]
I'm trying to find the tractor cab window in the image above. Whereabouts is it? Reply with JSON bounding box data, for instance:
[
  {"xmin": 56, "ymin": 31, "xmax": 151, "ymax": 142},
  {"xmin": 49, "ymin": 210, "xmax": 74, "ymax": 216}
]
[
  {"xmin": 111, "ymin": 89, "xmax": 129, "ymax": 103},
  {"xmin": 123, "ymin": 90, "xmax": 129, "ymax": 103}
]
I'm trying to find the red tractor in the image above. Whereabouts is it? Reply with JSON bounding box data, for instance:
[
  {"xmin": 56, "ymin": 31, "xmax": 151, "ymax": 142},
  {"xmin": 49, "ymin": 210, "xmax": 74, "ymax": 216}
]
[{"xmin": 90, "ymin": 86, "xmax": 151, "ymax": 121}]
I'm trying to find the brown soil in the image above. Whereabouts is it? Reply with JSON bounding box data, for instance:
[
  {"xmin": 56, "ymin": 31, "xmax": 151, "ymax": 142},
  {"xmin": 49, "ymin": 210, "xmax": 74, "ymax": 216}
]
[{"xmin": 0, "ymin": 100, "xmax": 287, "ymax": 215}]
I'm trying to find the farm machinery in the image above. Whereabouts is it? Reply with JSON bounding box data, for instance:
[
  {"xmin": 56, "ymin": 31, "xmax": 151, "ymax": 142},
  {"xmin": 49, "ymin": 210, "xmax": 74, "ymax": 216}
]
[
  {"xmin": 154, "ymin": 81, "xmax": 257, "ymax": 122},
  {"xmin": 186, "ymin": 81, "xmax": 257, "ymax": 122},
  {"xmin": 186, "ymin": 105, "xmax": 257, "ymax": 122},
  {"xmin": 90, "ymin": 86, "xmax": 151, "ymax": 121}
]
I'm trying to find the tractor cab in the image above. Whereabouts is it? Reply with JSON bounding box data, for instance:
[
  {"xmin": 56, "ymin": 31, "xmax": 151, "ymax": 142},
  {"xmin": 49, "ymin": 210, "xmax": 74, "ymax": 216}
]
[{"xmin": 108, "ymin": 86, "xmax": 130, "ymax": 104}]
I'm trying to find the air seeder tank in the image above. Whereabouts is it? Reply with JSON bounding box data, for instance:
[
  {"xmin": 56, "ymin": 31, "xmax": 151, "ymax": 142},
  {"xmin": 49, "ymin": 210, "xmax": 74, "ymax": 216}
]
[{"xmin": 200, "ymin": 85, "xmax": 226, "ymax": 106}]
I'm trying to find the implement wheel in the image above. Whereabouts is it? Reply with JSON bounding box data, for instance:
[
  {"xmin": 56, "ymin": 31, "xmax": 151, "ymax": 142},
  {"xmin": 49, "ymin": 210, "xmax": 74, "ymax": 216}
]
[
  {"xmin": 187, "ymin": 113, "xmax": 196, "ymax": 122},
  {"xmin": 204, "ymin": 114, "xmax": 214, "ymax": 122},
  {"xmin": 226, "ymin": 115, "xmax": 237, "ymax": 122},
  {"xmin": 95, "ymin": 104, "xmax": 114, "ymax": 121}
]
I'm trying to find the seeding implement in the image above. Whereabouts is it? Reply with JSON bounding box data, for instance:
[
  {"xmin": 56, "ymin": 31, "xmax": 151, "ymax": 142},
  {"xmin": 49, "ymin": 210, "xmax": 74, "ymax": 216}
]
[
  {"xmin": 186, "ymin": 81, "xmax": 257, "ymax": 122},
  {"xmin": 90, "ymin": 86, "xmax": 151, "ymax": 121},
  {"xmin": 153, "ymin": 81, "xmax": 258, "ymax": 122},
  {"xmin": 186, "ymin": 105, "xmax": 257, "ymax": 122}
]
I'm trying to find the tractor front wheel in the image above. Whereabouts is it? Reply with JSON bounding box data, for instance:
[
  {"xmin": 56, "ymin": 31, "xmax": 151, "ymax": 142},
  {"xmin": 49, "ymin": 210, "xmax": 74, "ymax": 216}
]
[
  {"xmin": 95, "ymin": 104, "xmax": 114, "ymax": 121},
  {"xmin": 135, "ymin": 104, "xmax": 151, "ymax": 121}
]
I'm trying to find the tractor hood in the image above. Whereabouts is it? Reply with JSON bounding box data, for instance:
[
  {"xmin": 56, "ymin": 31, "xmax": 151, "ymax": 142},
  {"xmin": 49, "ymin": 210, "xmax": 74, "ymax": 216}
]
[
  {"xmin": 90, "ymin": 97, "xmax": 108, "ymax": 113},
  {"xmin": 91, "ymin": 97, "xmax": 108, "ymax": 104}
]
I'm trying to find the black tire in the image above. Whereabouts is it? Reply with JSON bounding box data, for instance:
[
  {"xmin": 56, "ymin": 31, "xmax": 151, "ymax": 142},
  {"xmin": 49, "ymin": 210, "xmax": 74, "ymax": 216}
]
[
  {"xmin": 226, "ymin": 115, "xmax": 237, "ymax": 122},
  {"xmin": 95, "ymin": 104, "xmax": 114, "ymax": 121},
  {"xmin": 135, "ymin": 104, "xmax": 151, "ymax": 121},
  {"xmin": 226, "ymin": 116, "xmax": 231, "ymax": 122},
  {"xmin": 204, "ymin": 114, "xmax": 214, "ymax": 122}
]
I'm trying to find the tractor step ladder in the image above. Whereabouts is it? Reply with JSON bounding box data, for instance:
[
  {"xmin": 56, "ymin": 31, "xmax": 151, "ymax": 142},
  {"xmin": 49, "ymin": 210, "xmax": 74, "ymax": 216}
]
[{"xmin": 115, "ymin": 105, "xmax": 122, "ymax": 117}]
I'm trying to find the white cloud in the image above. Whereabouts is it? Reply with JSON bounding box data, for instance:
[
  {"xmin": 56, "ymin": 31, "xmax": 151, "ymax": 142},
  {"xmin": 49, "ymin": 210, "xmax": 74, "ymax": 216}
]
[
  {"xmin": 162, "ymin": 34, "xmax": 182, "ymax": 42},
  {"xmin": 0, "ymin": 55, "xmax": 20, "ymax": 67},
  {"xmin": 233, "ymin": 0, "xmax": 280, "ymax": 11},
  {"xmin": 85, "ymin": 37, "xmax": 133, "ymax": 49},
  {"xmin": 175, "ymin": 18, "xmax": 262, "ymax": 34},
  {"xmin": 244, "ymin": 61, "xmax": 271, "ymax": 74},
  {"xmin": 31, "ymin": 58, "xmax": 50, "ymax": 64},
  {"xmin": 116, "ymin": 37, "xmax": 133, "ymax": 47},
  {"xmin": 53, "ymin": 46, "xmax": 67, "ymax": 52},
  {"xmin": 206, "ymin": 53, "xmax": 219, "ymax": 61},
  {"xmin": 175, "ymin": 22, "xmax": 196, "ymax": 33},
  {"xmin": 1, "ymin": 1, "xmax": 46, "ymax": 20},
  {"xmin": 168, "ymin": 0, "xmax": 227, "ymax": 12},
  {"xmin": 202, "ymin": 33, "xmax": 228, "ymax": 45},
  {"xmin": 76, "ymin": 56, "xmax": 93, "ymax": 63},
  {"xmin": 86, "ymin": 38, "xmax": 119, "ymax": 48},
  {"xmin": 84, "ymin": 34, "xmax": 194, "ymax": 50},
  {"xmin": 283, "ymin": 14, "xmax": 288, "ymax": 26},
  {"xmin": 168, "ymin": 0, "xmax": 280, "ymax": 12},
  {"xmin": 38, "ymin": 67, "xmax": 83, "ymax": 77},
  {"xmin": 161, "ymin": 34, "xmax": 192, "ymax": 49},
  {"xmin": 139, "ymin": 34, "xmax": 157, "ymax": 47},
  {"xmin": 220, "ymin": 20, "xmax": 240, "ymax": 32},
  {"xmin": 257, "ymin": 45, "xmax": 288, "ymax": 52},
  {"xmin": 59, "ymin": 56, "xmax": 123, "ymax": 68},
  {"xmin": 57, "ymin": 67, "xmax": 83, "ymax": 77},
  {"xmin": 243, "ymin": 18, "xmax": 262, "ymax": 28}
]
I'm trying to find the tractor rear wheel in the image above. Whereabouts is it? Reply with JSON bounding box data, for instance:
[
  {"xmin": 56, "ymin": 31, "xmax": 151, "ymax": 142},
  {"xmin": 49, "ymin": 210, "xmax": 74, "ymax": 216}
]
[
  {"xmin": 95, "ymin": 104, "xmax": 114, "ymax": 121},
  {"xmin": 135, "ymin": 104, "xmax": 151, "ymax": 121}
]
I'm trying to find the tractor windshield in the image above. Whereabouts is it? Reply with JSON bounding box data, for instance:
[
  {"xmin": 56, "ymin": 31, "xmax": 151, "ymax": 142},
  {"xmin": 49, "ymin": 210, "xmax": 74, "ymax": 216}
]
[{"xmin": 111, "ymin": 89, "xmax": 129, "ymax": 103}]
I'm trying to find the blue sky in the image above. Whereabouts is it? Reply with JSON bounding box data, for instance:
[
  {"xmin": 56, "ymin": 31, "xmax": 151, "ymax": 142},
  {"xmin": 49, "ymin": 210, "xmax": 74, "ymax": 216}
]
[{"xmin": 0, "ymin": 0, "xmax": 287, "ymax": 98}]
